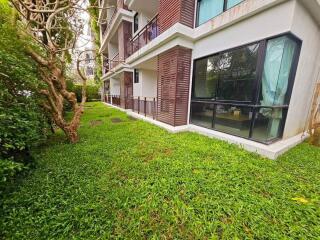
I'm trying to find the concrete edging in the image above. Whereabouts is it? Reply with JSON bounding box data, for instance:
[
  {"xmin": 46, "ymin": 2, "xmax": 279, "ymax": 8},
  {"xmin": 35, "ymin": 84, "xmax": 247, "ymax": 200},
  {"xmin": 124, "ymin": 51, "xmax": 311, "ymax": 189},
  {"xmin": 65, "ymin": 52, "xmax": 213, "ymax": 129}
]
[{"xmin": 103, "ymin": 103, "xmax": 308, "ymax": 159}]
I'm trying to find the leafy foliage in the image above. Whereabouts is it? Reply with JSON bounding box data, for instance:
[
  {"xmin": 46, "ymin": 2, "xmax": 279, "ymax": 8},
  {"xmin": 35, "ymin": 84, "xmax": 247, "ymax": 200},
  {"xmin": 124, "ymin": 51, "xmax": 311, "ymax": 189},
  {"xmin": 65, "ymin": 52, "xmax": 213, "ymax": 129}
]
[
  {"xmin": 1, "ymin": 102, "xmax": 319, "ymax": 239},
  {"xmin": 0, "ymin": 159, "xmax": 25, "ymax": 184},
  {"xmin": 88, "ymin": 0, "xmax": 102, "ymax": 83},
  {"xmin": 72, "ymin": 84, "xmax": 101, "ymax": 102},
  {"xmin": 0, "ymin": 2, "xmax": 48, "ymax": 186}
]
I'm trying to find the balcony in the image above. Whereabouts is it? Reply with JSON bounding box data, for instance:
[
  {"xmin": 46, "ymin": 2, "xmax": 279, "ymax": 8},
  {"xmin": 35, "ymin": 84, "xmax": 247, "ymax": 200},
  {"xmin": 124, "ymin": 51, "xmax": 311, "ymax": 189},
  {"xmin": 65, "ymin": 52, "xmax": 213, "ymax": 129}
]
[
  {"xmin": 103, "ymin": 61, "xmax": 109, "ymax": 75},
  {"xmin": 110, "ymin": 53, "xmax": 120, "ymax": 69},
  {"xmin": 101, "ymin": 6, "xmax": 118, "ymax": 38},
  {"xmin": 127, "ymin": 14, "xmax": 159, "ymax": 56},
  {"xmin": 124, "ymin": 0, "xmax": 159, "ymax": 17},
  {"xmin": 100, "ymin": 1, "xmax": 134, "ymax": 53}
]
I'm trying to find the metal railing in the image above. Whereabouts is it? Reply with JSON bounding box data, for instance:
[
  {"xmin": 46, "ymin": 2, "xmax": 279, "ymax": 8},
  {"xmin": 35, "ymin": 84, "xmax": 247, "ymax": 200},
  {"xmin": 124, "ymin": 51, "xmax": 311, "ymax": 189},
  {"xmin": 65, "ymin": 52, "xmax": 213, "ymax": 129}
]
[
  {"xmin": 105, "ymin": 95, "xmax": 121, "ymax": 106},
  {"xmin": 110, "ymin": 53, "xmax": 120, "ymax": 69},
  {"xmin": 103, "ymin": 58, "xmax": 109, "ymax": 75},
  {"xmin": 105, "ymin": 95, "xmax": 157, "ymax": 119},
  {"xmin": 132, "ymin": 97, "xmax": 157, "ymax": 119},
  {"xmin": 102, "ymin": 7, "xmax": 118, "ymax": 37},
  {"xmin": 127, "ymin": 14, "xmax": 159, "ymax": 56}
]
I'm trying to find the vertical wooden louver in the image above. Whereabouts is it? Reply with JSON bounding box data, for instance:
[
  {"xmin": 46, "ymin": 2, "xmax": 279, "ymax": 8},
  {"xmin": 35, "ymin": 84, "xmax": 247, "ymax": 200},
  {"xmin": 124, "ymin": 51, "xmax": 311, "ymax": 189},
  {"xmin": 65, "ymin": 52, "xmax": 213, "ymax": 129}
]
[
  {"xmin": 118, "ymin": 21, "xmax": 132, "ymax": 61},
  {"xmin": 157, "ymin": 46, "xmax": 192, "ymax": 126},
  {"xmin": 158, "ymin": 0, "xmax": 195, "ymax": 33},
  {"xmin": 120, "ymin": 71, "xmax": 133, "ymax": 109}
]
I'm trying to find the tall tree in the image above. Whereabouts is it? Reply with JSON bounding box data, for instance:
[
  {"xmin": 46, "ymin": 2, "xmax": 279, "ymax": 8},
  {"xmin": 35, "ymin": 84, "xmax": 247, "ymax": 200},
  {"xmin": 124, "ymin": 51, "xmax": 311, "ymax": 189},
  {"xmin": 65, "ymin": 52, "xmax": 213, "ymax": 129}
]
[{"xmin": 10, "ymin": 0, "xmax": 94, "ymax": 143}]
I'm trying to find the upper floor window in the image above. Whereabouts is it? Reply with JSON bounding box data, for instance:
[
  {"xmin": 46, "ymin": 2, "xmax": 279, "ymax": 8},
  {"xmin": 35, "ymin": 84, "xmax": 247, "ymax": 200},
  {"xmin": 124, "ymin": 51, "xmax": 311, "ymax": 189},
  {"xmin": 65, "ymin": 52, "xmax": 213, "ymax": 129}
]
[
  {"xmin": 134, "ymin": 69, "xmax": 139, "ymax": 83},
  {"xmin": 196, "ymin": 0, "xmax": 244, "ymax": 26},
  {"xmin": 134, "ymin": 13, "xmax": 139, "ymax": 33}
]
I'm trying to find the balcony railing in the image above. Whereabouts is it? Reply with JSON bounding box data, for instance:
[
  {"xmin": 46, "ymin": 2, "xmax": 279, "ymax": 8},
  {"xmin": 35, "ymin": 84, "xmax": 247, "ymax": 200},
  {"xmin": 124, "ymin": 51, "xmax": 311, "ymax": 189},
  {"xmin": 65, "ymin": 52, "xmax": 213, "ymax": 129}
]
[
  {"xmin": 110, "ymin": 53, "xmax": 120, "ymax": 69},
  {"xmin": 102, "ymin": 7, "xmax": 118, "ymax": 37},
  {"xmin": 103, "ymin": 57, "xmax": 109, "ymax": 75},
  {"xmin": 105, "ymin": 95, "xmax": 157, "ymax": 119},
  {"xmin": 127, "ymin": 14, "xmax": 159, "ymax": 57},
  {"xmin": 105, "ymin": 95, "xmax": 121, "ymax": 106},
  {"xmin": 132, "ymin": 97, "xmax": 157, "ymax": 119}
]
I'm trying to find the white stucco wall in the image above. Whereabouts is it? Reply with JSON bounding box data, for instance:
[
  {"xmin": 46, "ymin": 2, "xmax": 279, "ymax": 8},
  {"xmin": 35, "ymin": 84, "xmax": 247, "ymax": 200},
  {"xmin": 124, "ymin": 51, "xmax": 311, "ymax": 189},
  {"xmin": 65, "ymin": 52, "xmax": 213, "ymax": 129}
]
[
  {"xmin": 283, "ymin": 0, "xmax": 320, "ymax": 138},
  {"xmin": 133, "ymin": 69, "xmax": 157, "ymax": 97},
  {"xmin": 110, "ymin": 78, "xmax": 120, "ymax": 95},
  {"xmin": 141, "ymin": 70, "xmax": 157, "ymax": 98},
  {"xmin": 192, "ymin": 1, "xmax": 295, "ymax": 59},
  {"xmin": 133, "ymin": 71, "xmax": 142, "ymax": 96}
]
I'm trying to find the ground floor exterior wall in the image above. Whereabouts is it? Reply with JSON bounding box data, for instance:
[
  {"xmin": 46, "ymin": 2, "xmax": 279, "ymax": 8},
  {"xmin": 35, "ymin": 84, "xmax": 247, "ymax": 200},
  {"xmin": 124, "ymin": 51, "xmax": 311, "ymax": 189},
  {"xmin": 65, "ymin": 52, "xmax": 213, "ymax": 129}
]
[
  {"xmin": 191, "ymin": 0, "xmax": 320, "ymax": 140},
  {"xmin": 102, "ymin": 0, "xmax": 320, "ymax": 155},
  {"xmin": 110, "ymin": 78, "xmax": 120, "ymax": 95}
]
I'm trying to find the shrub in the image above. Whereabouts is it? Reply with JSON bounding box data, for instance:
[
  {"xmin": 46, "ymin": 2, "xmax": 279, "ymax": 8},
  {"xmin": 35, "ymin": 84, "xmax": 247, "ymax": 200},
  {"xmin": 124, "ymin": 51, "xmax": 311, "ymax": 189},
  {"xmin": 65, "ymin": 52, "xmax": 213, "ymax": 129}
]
[
  {"xmin": 0, "ymin": 2, "xmax": 48, "ymax": 185},
  {"xmin": 73, "ymin": 84, "xmax": 101, "ymax": 102}
]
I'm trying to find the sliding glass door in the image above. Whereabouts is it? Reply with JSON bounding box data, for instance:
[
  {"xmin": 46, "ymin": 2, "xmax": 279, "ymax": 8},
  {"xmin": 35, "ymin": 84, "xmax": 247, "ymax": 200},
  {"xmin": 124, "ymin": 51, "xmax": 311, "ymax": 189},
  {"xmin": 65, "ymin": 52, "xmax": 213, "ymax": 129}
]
[{"xmin": 191, "ymin": 34, "xmax": 301, "ymax": 144}]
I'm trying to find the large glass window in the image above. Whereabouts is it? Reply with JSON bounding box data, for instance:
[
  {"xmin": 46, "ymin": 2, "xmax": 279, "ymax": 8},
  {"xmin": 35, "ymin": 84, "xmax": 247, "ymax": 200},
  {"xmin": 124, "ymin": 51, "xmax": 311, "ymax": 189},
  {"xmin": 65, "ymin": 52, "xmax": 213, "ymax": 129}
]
[
  {"xmin": 193, "ymin": 42, "xmax": 260, "ymax": 101},
  {"xmin": 191, "ymin": 34, "xmax": 300, "ymax": 144},
  {"xmin": 217, "ymin": 43, "xmax": 259, "ymax": 101},
  {"xmin": 191, "ymin": 102, "xmax": 214, "ymax": 129},
  {"xmin": 251, "ymin": 107, "xmax": 286, "ymax": 142},
  {"xmin": 193, "ymin": 56, "xmax": 219, "ymax": 99},
  {"xmin": 214, "ymin": 105, "xmax": 253, "ymax": 138}
]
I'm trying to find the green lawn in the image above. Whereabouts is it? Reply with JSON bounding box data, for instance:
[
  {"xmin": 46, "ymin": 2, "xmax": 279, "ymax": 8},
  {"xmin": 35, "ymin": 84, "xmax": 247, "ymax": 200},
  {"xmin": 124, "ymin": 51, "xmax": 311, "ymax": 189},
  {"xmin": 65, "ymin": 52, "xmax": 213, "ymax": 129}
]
[{"xmin": 1, "ymin": 102, "xmax": 319, "ymax": 239}]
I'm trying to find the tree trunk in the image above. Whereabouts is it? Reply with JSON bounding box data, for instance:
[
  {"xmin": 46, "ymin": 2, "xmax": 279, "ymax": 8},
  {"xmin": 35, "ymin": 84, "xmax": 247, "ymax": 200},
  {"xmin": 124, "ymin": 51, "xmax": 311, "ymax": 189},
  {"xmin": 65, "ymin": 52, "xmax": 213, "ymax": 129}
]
[
  {"xmin": 63, "ymin": 127, "xmax": 79, "ymax": 143},
  {"xmin": 310, "ymin": 128, "xmax": 320, "ymax": 146}
]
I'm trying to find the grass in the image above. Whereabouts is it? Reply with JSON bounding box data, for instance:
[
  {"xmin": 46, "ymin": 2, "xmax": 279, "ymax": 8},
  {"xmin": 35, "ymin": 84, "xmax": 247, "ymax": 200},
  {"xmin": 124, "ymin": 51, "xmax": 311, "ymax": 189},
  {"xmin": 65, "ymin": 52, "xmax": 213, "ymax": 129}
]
[{"xmin": 1, "ymin": 102, "xmax": 319, "ymax": 239}]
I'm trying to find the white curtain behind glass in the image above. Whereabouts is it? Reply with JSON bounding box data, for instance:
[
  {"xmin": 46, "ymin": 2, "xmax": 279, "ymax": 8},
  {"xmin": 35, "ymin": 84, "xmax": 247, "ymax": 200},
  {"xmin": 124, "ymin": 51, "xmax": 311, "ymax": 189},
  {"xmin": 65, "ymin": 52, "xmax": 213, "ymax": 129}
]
[{"xmin": 261, "ymin": 36, "xmax": 297, "ymax": 138}]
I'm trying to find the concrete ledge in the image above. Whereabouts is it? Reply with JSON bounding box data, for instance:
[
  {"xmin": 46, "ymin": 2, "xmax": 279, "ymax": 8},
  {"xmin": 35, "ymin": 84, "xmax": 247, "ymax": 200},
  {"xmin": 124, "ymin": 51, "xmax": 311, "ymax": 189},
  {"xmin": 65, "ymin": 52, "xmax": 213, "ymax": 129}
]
[
  {"xmin": 104, "ymin": 103, "xmax": 189, "ymax": 133},
  {"xmin": 126, "ymin": 111, "xmax": 189, "ymax": 133},
  {"xmin": 188, "ymin": 124, "xmax": 308, "ymax": 159},
  {"xmin": 103, "ymin": 103, "xmax": 308, "ymax": 159}
]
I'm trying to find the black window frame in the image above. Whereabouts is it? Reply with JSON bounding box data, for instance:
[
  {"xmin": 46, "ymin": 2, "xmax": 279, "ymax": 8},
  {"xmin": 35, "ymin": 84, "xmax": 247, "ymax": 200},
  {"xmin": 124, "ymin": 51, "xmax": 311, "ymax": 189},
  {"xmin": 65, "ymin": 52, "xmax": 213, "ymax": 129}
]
[
  {"xmin": 190, "ymin": 32, "xmax": 302, "ymax": 144},
  {"xmin": 134, "ymin": 69, "xmax": 139, "ymax": 83},
  {"xmin": 134, "ymin": 13, "xmax": 139, "ymax": 33},
  {"xmin": 196, "ymin": 0, "xmax": 245, "ymax": 27}
]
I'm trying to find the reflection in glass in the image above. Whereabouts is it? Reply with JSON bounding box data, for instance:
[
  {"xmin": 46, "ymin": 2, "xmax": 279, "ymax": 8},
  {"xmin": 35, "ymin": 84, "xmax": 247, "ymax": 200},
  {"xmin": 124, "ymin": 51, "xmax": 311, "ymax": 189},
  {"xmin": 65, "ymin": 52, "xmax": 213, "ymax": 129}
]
[
  {"xmin": 214, "ymin": 105, "xmax": 253, "ymax": 138},
  {"xmin": 217, "ymin": 43, "xmax": 260, "ymax": 101},
  {"xmin": 252, "ymin": 108, "xmax": 284, "ymax": 142},
  {"xmin": 194, "ymin": 57, "xmax": 219, "ymax": 99},
  {"xmin": 191, "ymin": 102, "xmax": 214, "ymax": 129},
  {"xmin": 197, "ymin": 0, "xmax": 224, "ymax": 26}
]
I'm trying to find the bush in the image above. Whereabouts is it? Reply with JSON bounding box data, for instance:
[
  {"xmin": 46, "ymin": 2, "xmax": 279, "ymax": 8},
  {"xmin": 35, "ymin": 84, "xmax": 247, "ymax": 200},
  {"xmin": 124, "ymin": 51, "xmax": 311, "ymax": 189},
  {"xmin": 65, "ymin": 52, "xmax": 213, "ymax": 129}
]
[
  {"xmin": 73, "ymin": 84, "xmax": 101, "ymax": 102},
  {"xmin": 0, "ymin": 2, "xmax": 48, "ymax": 185}
]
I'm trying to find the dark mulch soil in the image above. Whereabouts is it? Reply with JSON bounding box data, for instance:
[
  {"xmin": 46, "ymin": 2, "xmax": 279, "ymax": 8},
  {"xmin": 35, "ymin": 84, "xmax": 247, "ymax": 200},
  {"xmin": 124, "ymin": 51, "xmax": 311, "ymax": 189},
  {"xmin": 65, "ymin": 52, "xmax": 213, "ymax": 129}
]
[
  {"xmin": 111, "ymin": 118, "xmax": 123, "ymax": 123},
  {"xmin": 90, "ymin": 120, "xmax": 103, "ymax": 127}
]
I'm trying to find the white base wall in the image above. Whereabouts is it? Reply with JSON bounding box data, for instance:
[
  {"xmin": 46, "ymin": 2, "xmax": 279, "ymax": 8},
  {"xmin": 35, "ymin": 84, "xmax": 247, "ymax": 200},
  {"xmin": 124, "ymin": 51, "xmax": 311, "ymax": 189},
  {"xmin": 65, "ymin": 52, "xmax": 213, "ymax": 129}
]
[
  {"xmin": 133, "ymin": 69, "xmax": 157, "ymax": 97},
  {"xmin": 110, "ymin": 78, "xmax": 120, "ymax": 95}
]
